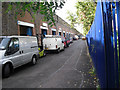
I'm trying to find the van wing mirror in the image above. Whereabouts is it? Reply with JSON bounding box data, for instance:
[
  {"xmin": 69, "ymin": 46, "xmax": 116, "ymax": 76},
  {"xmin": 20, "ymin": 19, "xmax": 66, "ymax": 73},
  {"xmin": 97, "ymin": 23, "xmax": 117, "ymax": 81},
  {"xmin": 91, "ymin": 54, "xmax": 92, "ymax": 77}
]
[
  {"xmin": 62, "ymin": 41, "xmax": 64, "ymax": 43},
  {"xmin": 0, "ymin": 46, "xmax": 5, "ymax": 50}
]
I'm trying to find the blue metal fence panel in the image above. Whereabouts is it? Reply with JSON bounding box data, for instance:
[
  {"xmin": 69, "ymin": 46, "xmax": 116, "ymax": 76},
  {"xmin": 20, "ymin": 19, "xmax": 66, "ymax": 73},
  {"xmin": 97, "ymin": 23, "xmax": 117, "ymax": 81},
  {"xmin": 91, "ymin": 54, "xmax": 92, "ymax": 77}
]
[
  {"xmin": 86, "ymin": 1, "xmax": 120, "ymax": 88},
  {"xmin": 86, "ymin": 2, "xmax": 106, "ymax": 88},
  {"xmin": 102, "ymin": 2, "xmax": 115, "ymax": 88},
  {"xmin": 116, "ymin": 1, "xmax": 120, "ymax": 88},
  {"xmin": 112, "ymin": 2, "xmax": 119, "ymax": 88}
]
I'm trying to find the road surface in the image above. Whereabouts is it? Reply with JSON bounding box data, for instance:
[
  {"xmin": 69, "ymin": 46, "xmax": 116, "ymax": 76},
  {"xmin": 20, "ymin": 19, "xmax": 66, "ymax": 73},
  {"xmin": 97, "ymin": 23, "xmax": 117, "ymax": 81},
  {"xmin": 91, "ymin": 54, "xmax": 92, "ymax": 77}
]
[{"xmin": 2, "ymin": 39, "xmax": 97, "ymax": 88}]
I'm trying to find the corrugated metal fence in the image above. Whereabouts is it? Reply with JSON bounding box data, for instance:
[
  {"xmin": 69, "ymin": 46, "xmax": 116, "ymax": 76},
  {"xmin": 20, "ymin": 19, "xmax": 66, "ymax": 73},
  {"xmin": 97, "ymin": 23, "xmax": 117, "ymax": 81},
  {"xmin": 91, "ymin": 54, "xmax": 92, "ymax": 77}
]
[{"xmin": 86, "ymin": 1, "xmax": 120, "ymax": 88}]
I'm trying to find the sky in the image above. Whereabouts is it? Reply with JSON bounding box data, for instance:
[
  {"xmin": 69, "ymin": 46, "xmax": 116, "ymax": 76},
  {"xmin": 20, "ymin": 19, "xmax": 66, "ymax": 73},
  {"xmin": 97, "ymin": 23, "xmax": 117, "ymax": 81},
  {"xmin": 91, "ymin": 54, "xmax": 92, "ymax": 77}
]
[{"xmin": 56, "ymin": 0, "xmax": 84, "ymax": 34}]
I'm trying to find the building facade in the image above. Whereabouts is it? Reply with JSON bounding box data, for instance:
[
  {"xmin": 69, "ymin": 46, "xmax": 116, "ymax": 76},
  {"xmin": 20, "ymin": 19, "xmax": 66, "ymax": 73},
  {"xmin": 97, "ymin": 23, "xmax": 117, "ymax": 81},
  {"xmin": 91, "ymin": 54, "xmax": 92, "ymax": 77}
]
[{"xmin": 2, "ymin": 2, "xmax": 80, "ymax": 45}]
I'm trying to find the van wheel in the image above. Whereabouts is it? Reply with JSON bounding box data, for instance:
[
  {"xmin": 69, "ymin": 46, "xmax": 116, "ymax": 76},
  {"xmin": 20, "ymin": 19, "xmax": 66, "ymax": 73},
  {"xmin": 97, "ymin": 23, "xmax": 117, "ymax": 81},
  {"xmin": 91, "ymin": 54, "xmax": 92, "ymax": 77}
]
[
  {"xmin": 57, "ymin": 48, "xmax": 60, "ymax": 53},
  {"xmin": 62, "ymin": 47, "xmax": 65, "ymax": 51},
  {"xmin": 31, "ymin": 56, "xmax": 37, "ymax": 65},
  {"xmin": 3, "ymin": 64, "xmax": 11, "ymax": 78}
]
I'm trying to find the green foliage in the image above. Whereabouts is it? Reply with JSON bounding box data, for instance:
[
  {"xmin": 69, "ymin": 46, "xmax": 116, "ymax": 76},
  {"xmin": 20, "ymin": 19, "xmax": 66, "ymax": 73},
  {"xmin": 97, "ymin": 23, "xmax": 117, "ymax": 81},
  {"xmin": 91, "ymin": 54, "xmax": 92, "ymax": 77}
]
[
  {"xmin": 89, "ymin": 65, "xmax": 96, "ymax": 76},
  {"xmin": 6, "ymin": 1, "xmax": 65, "ymax": 27},
  {"xmin": 76, "ymin": 1, "xmax": 97, "ymax": 35},
  {"xmin": 66, "ymin": 1, "xmax": 96, "ymax": 35},
  {"xmin": 66, "ymin": 11, "xmax": 77, "ymax": 28}
]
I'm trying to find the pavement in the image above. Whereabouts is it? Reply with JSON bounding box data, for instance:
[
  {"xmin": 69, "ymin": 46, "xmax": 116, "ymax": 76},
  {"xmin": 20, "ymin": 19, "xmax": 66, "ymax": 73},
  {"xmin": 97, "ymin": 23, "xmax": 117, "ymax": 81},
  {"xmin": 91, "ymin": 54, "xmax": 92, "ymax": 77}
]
[{"xmin": 2, "ymin": 39, "xmax": 98, "ymax": 88}]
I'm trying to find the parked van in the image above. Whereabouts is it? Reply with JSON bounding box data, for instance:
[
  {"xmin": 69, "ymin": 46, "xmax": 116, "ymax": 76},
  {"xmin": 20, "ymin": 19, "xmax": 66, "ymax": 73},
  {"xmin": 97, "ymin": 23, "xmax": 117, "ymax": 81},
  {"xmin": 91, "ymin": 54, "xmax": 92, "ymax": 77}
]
[
  {"xmin": 43, "ymin": 35, "xmax": 64, "ymax": 53},
  {"xmin": 0, "ymin": 36, "xmax": 39, "ymax": 78}
]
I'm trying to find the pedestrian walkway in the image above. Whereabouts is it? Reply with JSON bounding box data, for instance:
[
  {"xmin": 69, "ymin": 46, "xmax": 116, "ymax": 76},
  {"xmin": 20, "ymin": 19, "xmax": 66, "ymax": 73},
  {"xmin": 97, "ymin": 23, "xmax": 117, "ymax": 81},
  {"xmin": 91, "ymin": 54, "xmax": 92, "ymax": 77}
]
[{"xmin": 38, "ymin": 40, "xmax": 98, "ymax": 88}]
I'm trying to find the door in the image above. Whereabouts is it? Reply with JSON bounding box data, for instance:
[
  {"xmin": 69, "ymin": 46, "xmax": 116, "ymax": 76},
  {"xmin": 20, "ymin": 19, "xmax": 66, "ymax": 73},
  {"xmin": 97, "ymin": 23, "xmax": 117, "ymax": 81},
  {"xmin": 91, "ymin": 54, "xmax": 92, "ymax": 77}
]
[
  {"xmin": 59, "ymin": 38, "xmax": 64, "ymax": 50},
  {"xmin": 42, "ymin": 29, "xmax": 47, "ymax": 35},
  {"xmin": 5, "ymin": 38, "xmax": 23, "ymax": 67},
  {"xmin": 61, "ymin": 39, "xmax": 64, "ymax": 50},
  {"xmin": 52, "ymin": 31, "xmax": 56, "ymax": 35},
  {"xmin": 19, "ymin": 38, "xmax": 32, "ymax": 64},
  {"xmin": 59, "ymin": 32, "xmax": 61, "ymax": 36}
]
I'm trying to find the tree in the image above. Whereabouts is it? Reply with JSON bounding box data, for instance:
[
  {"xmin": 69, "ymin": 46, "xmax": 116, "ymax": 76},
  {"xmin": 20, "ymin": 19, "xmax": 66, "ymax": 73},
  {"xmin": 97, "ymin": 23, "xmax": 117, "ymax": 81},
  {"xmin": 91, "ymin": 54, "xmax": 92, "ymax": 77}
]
[
  {"xmin": 67, "ymin": 1, "xmax": 96, "ymax": 35},
  {"xmin": 66, "ymin": 11, "xmax": 77, "ymax": 28},
  {"xmin": 76, "ymin": 1, "xmax": 96, "ymax": 35}
]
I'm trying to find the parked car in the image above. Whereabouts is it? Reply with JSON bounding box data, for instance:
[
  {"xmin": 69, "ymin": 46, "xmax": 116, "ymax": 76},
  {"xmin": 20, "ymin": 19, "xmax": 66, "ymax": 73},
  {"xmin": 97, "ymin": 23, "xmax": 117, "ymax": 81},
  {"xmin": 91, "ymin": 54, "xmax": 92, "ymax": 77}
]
[
  {"xmin": 70, "ymin": 37, "xmax": 73, "ymax": 43},
  {"xmin": 61, "ymin": 36, "xmax": 67, "ymax": 48},
  {"xmin": 73, "ymin": 35, "xmax": 79, "ymax": 40},
  {"xmin": 43, "ymin": 35, "xmax": 64, "ymax": 53},
  {"xmin": 65, "ymin": 37, "xmax": 70, "ymax": 47},
  {"xmin": 0, "ymin": 36, "xmax": 39, "ymax": 78},
  {"xmin": 82, "ymin": 36, "xmax": 86, "ymax": 40},
  {"xmin": 61, "ymin": 36, "xmax": 70, "ymax": 48},
  {"xmin": 77, "ymin": 35, "xmax": 81, "ymax": 39}
]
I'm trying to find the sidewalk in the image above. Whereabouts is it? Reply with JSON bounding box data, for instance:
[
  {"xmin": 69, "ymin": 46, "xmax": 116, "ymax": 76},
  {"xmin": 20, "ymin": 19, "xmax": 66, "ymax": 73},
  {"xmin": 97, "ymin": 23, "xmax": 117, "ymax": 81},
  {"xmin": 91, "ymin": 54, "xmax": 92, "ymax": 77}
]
[
  {"xmin": 37, "ymin": 40, "xmax": 99, "ymax": 88},
  {"xmin": 75, "ymin": 41, "xmax": 99, "ymax": 88}
]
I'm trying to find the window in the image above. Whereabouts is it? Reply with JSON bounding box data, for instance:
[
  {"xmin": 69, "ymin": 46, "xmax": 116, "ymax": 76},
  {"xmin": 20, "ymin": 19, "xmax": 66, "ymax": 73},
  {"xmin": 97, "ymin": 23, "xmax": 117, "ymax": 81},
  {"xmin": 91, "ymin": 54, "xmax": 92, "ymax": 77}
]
[
  {"xmin": 0, "ymin": 38, "xmax": 10, "ymax": 50},
  {"xmin": 59, "ymin": 32, "xmax": 61, "ymax": 36},
  {"xmin": 42, "ymin": 29, "xmax": 47, "ymax": 35},
  {"xmin": 52, "ymin": 31, "xmax": 56, "ymax": 35},
  {"xmin": 63, "ymin": 33, "xmax": 65, "ymax": 37},
  {"xmin": 6, "ymin": 38, "xmax": 19, "ymax": 55}
]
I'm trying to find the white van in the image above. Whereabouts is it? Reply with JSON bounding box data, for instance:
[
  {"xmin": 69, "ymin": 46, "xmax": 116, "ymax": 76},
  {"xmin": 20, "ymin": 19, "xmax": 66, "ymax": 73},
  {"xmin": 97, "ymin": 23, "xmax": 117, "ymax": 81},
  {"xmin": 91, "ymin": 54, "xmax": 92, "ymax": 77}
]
[
  {"xmin": 43, "ymin": 35, "xmax": 64, "ymax": 53},
  {"xmin": 0, "ymin": 36, "xmax": 39, "ymax": 77}
]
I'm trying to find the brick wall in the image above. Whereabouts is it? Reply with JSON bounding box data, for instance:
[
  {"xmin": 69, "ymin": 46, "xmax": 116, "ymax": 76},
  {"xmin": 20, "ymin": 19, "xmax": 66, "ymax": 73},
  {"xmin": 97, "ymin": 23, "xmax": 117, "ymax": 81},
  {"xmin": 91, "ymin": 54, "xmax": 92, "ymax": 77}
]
[{"xmin": 2, "ymin": 2, "xmax": 80, "ymax": 38}]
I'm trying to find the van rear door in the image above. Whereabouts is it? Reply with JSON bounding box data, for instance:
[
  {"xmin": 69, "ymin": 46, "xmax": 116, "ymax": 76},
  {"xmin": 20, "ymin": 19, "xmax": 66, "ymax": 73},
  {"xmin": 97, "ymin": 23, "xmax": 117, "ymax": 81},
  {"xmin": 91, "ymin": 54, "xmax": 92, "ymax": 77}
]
[{"xmin": 43, "ymin": 38, "xmax": 57, "ymax": 50}]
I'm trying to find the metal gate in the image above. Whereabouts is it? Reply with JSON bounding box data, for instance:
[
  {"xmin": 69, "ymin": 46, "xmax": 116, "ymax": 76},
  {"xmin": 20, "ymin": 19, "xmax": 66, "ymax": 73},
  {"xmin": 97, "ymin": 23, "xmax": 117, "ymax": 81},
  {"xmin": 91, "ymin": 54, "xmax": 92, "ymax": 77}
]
[{"xmin": 86, "ymin": 1, "xmax": 120, "ymax": 88}]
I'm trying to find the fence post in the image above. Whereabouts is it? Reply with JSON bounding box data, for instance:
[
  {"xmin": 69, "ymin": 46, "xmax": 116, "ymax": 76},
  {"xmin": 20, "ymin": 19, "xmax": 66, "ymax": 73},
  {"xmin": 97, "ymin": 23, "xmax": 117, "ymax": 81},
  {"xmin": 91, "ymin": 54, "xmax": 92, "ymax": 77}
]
[
  {"xmin": 102, "ymin": 2, "xmax": 115, "ymax": 88},
  {"xmin": 112, "ymin": 2, "xmax": 119, "ymax": 88},
  {"xmin": 116, "ymin": 2, "xmax": 120, "ymax": 87}
]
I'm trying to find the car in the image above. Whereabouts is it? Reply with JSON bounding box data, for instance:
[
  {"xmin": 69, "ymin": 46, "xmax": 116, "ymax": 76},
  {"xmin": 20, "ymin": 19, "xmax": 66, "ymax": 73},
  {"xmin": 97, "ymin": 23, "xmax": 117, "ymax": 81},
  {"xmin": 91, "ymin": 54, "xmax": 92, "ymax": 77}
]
[
  {"xmin": 82, "ymin": 36, "xmax": 86, "ymax": 40},
  {"xmin": 77, "ymin": 35, "xmax": 81, "ymax": 39},
  {"xmin": 73, "ymin": 35, "xmax": 79, "ymax": 40},
  {"xmin": 65, "ymin": 37, "xmax": 70, "ymax": 47},
  {"xmin": 70, "ymin": 37, "xmax": 73, "ymax": 43},
  {"xmin": 61, "ymin": 36, "xmax": 67, "ymax": 48},
  {"xmin": 0, "ymin": 36, "xmax": 39, "ymax": 78},
  {"xmin": 61, "ymin": 36, "xmax": 70, "ymax": 48}
]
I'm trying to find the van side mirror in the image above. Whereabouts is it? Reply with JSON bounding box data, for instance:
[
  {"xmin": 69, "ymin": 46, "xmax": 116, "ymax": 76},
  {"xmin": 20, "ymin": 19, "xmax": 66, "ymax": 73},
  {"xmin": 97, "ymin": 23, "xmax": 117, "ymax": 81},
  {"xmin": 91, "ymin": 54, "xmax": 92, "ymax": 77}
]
[{"xmin": 62, "ymin": 41, "xmax": 64, "ymax": 43}]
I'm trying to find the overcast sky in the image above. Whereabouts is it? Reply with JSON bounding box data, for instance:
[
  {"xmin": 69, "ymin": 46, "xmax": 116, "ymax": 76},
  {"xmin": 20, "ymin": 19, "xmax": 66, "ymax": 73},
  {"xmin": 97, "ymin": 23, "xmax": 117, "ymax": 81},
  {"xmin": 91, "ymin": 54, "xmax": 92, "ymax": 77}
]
[{"xmin": 56, "ymin": 0, "xmax": 84, "ymax": 34}]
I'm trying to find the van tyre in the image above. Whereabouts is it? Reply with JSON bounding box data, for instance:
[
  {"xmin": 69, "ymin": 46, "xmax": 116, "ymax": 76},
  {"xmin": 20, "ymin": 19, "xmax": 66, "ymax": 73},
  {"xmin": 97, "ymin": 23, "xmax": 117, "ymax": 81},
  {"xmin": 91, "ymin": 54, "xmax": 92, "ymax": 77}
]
[
  {"xmin": 57, "ymin": 48, "xmax": 60, "ymax": 53},
  {"xmin": 31, "ymin": 56, "xmax": 37, "ymax": 65},
  {"xmin": 62, "ymin": 47, "xmax": 65, "ymax": 51},
  {"xmin": 3, "ymin": 64, "xmax": 11, "ymax": 78}
]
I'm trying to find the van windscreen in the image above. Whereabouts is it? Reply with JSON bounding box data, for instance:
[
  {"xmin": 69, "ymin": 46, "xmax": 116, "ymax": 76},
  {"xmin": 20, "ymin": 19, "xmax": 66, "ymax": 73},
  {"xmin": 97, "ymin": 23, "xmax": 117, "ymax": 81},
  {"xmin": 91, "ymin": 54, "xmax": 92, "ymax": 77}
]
[{"xmin": 0, "ymin": 38, "xmax": 10, "ymax": 50}]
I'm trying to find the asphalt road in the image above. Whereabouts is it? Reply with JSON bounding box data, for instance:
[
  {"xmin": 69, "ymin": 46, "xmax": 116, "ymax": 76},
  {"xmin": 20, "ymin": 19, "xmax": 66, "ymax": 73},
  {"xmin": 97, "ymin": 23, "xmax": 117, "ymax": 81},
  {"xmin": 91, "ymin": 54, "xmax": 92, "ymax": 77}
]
[{"xmin": 2, "ymin": 39, "xmax": 97, "ymax": 88}]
